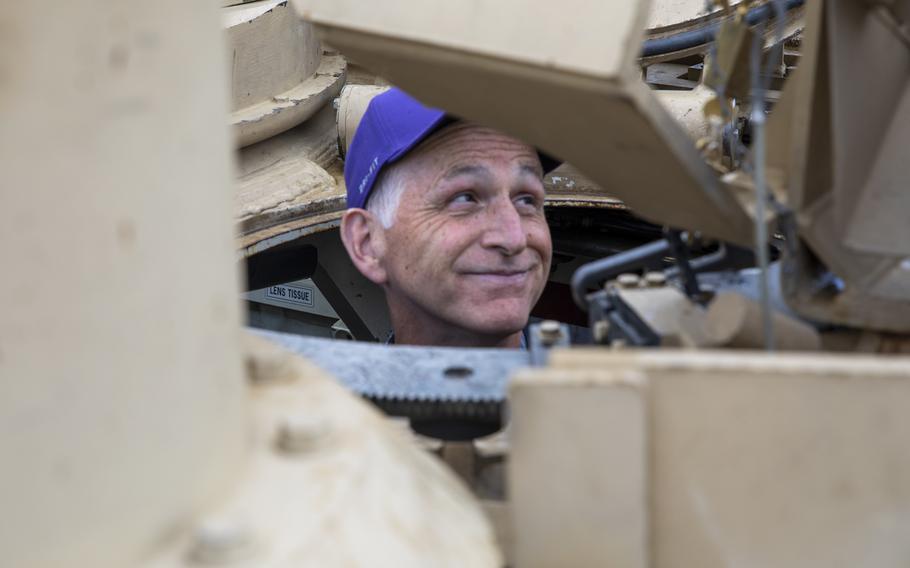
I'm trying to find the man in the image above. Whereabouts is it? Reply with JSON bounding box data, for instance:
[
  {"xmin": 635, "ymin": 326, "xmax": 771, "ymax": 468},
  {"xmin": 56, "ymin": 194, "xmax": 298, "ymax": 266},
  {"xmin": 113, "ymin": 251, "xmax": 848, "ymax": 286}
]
[{"xmin": 339, "ymin": 88, "xmax": 558, "ymax": 348}]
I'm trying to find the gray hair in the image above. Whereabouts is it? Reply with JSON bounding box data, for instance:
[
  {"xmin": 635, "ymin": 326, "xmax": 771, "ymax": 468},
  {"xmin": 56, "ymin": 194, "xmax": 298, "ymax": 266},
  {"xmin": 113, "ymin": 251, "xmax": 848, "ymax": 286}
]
[{"xmin": 365, "ymin": 160, "xmax": 408, "ymax": 229}]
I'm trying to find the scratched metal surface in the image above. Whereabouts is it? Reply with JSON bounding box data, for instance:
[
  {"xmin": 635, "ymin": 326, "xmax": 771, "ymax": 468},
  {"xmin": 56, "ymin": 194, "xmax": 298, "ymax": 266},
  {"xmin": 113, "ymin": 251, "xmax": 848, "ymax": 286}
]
[{"xmin": 253, "ymin": 328, "xmax": 529, "ymax": 403}]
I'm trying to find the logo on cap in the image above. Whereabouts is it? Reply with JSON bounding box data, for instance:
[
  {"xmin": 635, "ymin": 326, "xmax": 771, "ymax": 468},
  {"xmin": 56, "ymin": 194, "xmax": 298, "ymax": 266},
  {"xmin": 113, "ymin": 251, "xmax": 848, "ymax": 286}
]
[{"xmin": 358, "ymin": 156, "xmax": 380, "ymax": 196}]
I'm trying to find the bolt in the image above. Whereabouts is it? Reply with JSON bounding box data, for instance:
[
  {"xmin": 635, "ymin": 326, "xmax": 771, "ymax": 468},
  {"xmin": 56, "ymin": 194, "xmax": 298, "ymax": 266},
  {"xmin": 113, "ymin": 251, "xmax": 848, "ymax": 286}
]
[
  {"xmin": 616, "ymin": 273, "xmax": 640, "ymax": 289},
  {"xmin": 189, "ymin": 517, "xmax": 256, "ymax": 564},
  {"xmin": 276, "ymin": 413, "xmax": 328, "ymax": 454},
  {"xmin": 644, "ymin": 271, "xmax": 667, "ymax": 287},
  {"xmin": 539, "ymin": 320, "xmax": 563, "ymax": 346},
  {"xmin": 540, "ymin": 319, "xmax": 560, "ymax": 336},
  {"xmin": 593, "ymin": 320, "xmax": 610, "ymax": 343}
]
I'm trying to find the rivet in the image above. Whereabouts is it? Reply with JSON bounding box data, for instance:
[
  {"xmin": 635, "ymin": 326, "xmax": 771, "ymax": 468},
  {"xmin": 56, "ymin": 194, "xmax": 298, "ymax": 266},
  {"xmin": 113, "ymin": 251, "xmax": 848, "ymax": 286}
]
[
  {"xmin": 276, "ymin": 414, "xmax": 328, "ymax": 454},
  {"xmin": 189, "ymin": 517, "xmax": 256, "ymax": 564}
]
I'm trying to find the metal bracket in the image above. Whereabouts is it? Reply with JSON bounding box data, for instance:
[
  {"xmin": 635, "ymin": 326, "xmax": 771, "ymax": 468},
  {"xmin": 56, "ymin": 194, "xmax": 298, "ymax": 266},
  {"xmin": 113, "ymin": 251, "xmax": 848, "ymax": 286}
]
[
  {"xmin": 587, "ymin": 287, "xmax": 661, "ymax": 347},
  {"xmin": 253, "ymin": 329, "xmax": 532, "ymax": 440}
]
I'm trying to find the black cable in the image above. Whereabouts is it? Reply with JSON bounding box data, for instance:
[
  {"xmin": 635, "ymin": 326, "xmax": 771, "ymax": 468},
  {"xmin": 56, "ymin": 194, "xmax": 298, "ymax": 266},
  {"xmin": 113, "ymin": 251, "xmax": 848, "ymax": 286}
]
[
  {"xmin": 641, "ymin": 0, "xmax": 803, "ymax": 58},
  {"xmin": 570, "ymin": 238, "xmax": 672, "ymax": 311}
]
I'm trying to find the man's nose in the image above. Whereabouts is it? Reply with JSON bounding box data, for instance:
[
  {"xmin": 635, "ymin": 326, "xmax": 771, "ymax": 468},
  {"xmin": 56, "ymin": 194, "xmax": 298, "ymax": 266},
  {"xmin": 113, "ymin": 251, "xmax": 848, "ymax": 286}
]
[{"xmin": 480, "ymin": 197, "xmax": 527, "ymax": 255}]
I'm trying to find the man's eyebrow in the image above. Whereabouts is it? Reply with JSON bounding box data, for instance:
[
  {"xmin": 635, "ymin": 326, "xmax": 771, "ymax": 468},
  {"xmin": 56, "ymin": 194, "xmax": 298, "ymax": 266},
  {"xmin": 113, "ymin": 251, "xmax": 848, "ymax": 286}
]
[
  {"xmin": 442, "ymin": 164, "xmax": 491, "ymax": 181},
  {"xmin": 518, "ymin": 162, "xmax": 544, "ymax": 178}
]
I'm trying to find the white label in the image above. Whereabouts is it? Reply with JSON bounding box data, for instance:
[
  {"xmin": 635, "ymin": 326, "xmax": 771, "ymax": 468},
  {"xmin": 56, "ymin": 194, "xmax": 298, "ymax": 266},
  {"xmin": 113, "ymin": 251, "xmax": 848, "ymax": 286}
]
[{"xmin": 265, "ymin": 284, "xmax": 315, "ymax": 308}]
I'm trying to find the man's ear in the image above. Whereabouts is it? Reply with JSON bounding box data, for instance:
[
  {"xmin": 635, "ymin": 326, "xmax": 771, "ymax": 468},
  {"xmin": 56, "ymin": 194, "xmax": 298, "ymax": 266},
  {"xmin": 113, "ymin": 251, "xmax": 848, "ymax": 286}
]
[{"xmin": 340, "ymin": 208, "xmax": 389, "ymax": 285}]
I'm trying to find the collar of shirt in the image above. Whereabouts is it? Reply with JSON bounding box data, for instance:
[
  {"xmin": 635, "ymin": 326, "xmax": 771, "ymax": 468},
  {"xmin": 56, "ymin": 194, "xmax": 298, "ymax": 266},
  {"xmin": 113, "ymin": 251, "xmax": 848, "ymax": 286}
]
[{"xmin": 383, "ymin": 329, "xmax": 529, "ymax": 350}]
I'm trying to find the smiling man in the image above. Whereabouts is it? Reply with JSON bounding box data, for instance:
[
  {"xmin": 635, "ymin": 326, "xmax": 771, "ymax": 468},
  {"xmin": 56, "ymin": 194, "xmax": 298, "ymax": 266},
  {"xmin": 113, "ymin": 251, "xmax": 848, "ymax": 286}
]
[{"xmin": 340, "ymin": 89, "xmax": 557, "ymax": 348}]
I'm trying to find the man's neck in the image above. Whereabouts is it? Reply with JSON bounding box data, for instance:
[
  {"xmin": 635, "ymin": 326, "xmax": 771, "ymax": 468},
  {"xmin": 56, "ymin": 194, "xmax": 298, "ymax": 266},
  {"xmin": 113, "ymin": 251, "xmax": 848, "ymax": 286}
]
[{"xmin": 392, "ymin": 324, "xmax": 522, "ymax": 348}]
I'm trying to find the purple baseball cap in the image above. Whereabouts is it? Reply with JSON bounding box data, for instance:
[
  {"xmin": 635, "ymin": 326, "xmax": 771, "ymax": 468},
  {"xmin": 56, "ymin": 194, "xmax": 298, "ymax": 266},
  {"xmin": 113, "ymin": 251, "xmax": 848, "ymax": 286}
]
[{"xmin": 344, "ymin": 88, "xmax": 559, "ymax": 209}]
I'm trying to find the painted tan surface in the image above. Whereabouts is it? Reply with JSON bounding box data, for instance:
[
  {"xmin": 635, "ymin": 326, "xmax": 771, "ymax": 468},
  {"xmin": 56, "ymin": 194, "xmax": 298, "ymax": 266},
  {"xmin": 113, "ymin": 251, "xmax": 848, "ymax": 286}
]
[
  {"xmin": 510, "ymin": 369, "xmax": 648, "ymax": 568},
  {"xmin": 294, "ymin": 0, "xmax": 755, "ymax": 246},
  {"xmin": 513, "ymin": 349, "xmax": 910, "ymax": 568},
  {"xmin": 683, "ymin": 291, "xmax": 821, "ymax": 350},
  {"xmin": 337, "ymin": 83, "xmax": 391, "ymax": 155},
  {"xmin": 237, "ymin": 154, "xmax": 337, "ymax": 228},
  {"xmin": 295, "ymin": 0, "xmax": 646, "ymax": 81},
  {"xmin": 142, "ymin": 335, "xmax": 502, "ymax": 567},
  {"xmin": 766, "ymin": 0, "xmax": 910, "ymax": 330},
  {"xmin": 0, "ymin": 2, "xmax": 246, "ymax": 566},
  {"xmin": 225, "ymin": 0, "xmax": 346, "ymax": 147},
  {"xmin": 225, "ymin": 0, "xmax": 322, "ymax": 111},
  {"xmin": 2, "ymin": 3, "xmax": 503, "ymax": 566},
  {"xmin": 647, "ymin": 0, "xmax": 745, "ymax": 33}
]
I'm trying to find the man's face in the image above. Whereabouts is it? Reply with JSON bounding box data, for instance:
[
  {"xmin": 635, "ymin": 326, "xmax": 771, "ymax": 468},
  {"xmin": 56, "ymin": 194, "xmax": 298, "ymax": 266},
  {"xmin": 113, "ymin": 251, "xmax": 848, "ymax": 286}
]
[{"xmin": 378, "ymin": 123, "xmax": 552, "ymax": 343}]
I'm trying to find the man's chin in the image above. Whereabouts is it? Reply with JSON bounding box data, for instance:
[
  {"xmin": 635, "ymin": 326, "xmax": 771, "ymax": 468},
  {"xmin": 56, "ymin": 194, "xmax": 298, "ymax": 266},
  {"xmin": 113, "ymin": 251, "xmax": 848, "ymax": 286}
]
[
  {"xmin": 461, "ymin": 294, "xmax": 540, "ymax": 333},
  {"xmin": 460, "ymin": 309, "xmax": 529, "ymax": 338}
]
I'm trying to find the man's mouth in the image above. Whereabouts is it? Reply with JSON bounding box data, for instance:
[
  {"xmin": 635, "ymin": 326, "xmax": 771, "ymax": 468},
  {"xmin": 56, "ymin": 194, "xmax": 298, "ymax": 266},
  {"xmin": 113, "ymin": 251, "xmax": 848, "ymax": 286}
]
[{"xmin": 462, "ymin": 268, "xmax": 534, "ymax": 287}]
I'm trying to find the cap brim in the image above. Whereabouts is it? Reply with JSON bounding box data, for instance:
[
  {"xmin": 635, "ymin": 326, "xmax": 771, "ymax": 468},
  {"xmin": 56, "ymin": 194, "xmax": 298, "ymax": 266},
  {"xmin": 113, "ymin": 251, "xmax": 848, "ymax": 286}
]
[{"xmin": 394, "ymin": 117, "xmax": 562, "ymax": 175}]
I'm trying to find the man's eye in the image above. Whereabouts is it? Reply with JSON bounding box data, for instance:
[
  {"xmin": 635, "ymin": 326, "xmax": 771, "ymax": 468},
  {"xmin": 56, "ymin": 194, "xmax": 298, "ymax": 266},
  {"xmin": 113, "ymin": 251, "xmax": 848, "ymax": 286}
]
[
  {"xmin": 515, "ymin": 194, "xmax": 541, "ymax": 208},
  {"xmin": 451, "ymin": 193, "xmax": 477, "ymax": 205}
]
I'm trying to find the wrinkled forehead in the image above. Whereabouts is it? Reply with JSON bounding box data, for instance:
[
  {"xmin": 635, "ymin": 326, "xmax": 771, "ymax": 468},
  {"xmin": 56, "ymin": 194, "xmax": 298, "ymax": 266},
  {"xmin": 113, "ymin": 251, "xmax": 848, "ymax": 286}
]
[{"xmin": 406, "ymin": 121, "xmax": 543, "ymax": 176}]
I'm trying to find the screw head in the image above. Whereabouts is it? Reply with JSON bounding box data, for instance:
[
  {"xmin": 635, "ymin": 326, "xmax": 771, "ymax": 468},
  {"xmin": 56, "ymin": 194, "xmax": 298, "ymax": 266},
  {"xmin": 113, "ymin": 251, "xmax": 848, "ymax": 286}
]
[
  {"xmin": 189, "ymin": 517, "xmax": 256, "ymax": 564},
  {"xmin": 644, "ymin": 271, "xmax": 667, "ymax": 287},
  {"xmin": 617, "ymin": 273, "xmax": 640, "ymax": 288},
  {"xmin": 540, "ymin": 319, "xmax": 560, "ymax": 335},
  {"xmin": 276, "ymin": 414, "xmax": 328, "ymax": 454},
  {"xmin": 539, "ymin": 320, "xmax": 563, "ymax": 345}
]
